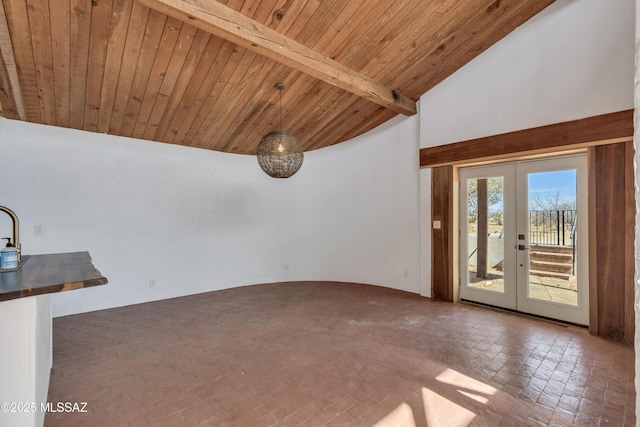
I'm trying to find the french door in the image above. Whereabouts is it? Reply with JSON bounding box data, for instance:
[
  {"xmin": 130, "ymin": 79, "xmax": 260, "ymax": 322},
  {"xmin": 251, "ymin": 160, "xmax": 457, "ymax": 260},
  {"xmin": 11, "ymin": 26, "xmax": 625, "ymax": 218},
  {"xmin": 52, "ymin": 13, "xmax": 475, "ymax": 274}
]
[{"xmin": 459, "ymin": 155, "xmax": 588, "ymax": 325}]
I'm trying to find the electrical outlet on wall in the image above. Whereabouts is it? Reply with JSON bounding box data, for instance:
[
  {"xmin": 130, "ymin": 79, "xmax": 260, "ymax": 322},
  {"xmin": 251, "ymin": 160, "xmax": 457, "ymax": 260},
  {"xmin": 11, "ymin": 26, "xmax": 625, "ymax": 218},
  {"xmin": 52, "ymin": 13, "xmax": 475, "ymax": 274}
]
[
  {"xmin": 34, "ymin": 225, "xmax": 44, "ymax": 236},
  {"xmin": 149, "ymin": 279, "xmax": 155, "ymax": 287}
]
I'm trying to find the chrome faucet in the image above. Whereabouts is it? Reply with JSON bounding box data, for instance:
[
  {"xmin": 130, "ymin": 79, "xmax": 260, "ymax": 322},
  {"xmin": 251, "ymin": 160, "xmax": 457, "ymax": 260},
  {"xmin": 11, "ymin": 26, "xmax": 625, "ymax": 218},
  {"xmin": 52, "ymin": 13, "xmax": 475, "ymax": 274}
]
[{"xmin": 0, "ymin": 206, "xmax": 21, "ymax": 262}]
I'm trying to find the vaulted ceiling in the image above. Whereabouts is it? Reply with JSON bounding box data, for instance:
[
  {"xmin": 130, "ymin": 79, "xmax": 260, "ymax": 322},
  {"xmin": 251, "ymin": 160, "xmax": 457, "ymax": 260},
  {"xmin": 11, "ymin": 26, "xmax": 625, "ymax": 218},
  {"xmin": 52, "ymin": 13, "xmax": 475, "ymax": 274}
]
[{"xmin": 0, "ymin": 0, "xmax": 554, "ymax": 154}]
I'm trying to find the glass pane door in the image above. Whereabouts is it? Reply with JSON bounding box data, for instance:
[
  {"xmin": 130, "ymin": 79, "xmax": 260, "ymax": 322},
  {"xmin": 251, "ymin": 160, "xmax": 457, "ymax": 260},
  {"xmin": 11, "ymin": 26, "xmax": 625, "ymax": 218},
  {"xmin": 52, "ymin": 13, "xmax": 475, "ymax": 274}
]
[
  {"xmin": 459, "ymin": 164, "xmax": 516, "ymax": 310},
  {"xmin": 459, "ymin": 155, "xmax": 588, "ymax": 326},
  {"xmin": 526, "ymin": 170, "xmax": 578, "ymax": 306},
  {"xmin": 516, "ymin": 155, "xmax": 588, "ymax": 325},
  {"xmin": 466, "ymin": 176, "xmax": 505, "ymax": 293}
]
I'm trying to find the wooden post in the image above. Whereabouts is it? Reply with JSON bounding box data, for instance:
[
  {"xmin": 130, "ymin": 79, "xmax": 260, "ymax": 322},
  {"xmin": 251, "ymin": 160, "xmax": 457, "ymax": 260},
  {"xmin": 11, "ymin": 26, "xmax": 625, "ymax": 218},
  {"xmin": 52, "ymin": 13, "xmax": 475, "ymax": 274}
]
[
  {"xmin": 431, "ymin": 166, "xmax": 454, "ymax": 301},
  {"xmin": 477, "ymin": 178, "xmax": 488, "ymax": 278}
]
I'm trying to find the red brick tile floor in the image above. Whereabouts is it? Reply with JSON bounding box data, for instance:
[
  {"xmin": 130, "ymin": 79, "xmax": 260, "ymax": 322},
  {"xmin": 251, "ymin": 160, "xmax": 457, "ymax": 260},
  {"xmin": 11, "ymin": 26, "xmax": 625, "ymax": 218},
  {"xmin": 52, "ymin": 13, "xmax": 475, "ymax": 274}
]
[{"xmin": 45, "ymin": 282, "xmax": 635, "ymax": 426}]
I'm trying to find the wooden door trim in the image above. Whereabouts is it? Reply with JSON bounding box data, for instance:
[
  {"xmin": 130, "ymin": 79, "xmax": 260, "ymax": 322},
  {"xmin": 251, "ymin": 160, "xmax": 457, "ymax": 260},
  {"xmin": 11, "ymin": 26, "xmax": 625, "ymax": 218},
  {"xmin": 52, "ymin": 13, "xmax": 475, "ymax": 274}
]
[
  {"xmin": 427, "ymin": 111, "xmax": 635, "ymax": 343},
  {"xmin": 420, "ymin": 110, "xmax": 633, "ymax": 168}
]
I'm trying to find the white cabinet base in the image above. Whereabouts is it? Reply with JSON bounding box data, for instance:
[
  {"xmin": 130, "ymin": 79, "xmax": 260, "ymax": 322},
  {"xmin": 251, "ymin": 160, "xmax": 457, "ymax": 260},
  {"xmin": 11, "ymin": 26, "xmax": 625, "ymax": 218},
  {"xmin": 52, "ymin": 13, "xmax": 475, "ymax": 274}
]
[{"xmin": 0, "ymin": 295, "xmax": 52, "ymax": 427}]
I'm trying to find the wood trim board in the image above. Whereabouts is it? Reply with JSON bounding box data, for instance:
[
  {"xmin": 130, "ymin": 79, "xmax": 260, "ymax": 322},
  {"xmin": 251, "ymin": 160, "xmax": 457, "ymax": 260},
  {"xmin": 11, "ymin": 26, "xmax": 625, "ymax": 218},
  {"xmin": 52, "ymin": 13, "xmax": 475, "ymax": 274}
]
[
  {"xmin": 420, "ymin": 110, "xmax": 633, "ymax": 168},
  {"xmin": 431, "ymin": 165, "xmax": 454, "ymax": 301},
  {"xmin": 587, "ymin": 147, "xmax": 598, "ymax": 336}
]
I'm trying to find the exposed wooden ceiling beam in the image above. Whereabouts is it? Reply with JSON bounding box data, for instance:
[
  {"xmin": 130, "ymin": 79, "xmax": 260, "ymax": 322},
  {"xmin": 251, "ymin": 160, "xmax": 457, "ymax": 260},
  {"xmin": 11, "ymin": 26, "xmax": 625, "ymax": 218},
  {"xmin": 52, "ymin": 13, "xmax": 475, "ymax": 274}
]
[{"xmin": 136, "ymin": 0, "xmax": 417, "ymax": 116}]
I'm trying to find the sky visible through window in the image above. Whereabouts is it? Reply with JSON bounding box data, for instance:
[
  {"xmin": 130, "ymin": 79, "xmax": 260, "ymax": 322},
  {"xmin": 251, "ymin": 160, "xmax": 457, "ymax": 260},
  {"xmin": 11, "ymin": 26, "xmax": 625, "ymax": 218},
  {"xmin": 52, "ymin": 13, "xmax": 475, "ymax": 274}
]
[
  {"xmin": 477, "ymin": 169, "xmax": 577, "ymax": 211},
  {"xmin": 528, "ymin": 170, "xmax": 576, "ymax": 209}
]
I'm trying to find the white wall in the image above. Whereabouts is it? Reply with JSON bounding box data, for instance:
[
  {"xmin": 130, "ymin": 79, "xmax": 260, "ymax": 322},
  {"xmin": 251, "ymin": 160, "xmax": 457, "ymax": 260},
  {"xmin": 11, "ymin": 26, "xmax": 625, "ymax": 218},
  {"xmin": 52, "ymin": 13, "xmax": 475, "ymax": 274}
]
[
  {"xmin": 280, "ymin": 115, "xmax": 421, "ymax": 293},
  {"xmin": 0, "ymin": 112, "xmax": 421, "ymax": 317},
  {"xmin": 418, "ymin": 0, "xmax": 635, "ymax": 297},
  {"xmin": 419, "ymin": 0, "xmax": 634, "ymax": 149}
]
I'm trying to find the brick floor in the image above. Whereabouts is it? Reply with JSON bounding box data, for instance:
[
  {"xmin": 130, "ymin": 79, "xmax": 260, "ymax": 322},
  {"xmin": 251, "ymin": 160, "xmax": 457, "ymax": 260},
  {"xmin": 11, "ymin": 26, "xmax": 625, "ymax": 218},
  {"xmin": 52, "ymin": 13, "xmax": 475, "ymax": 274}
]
[{"xmin": 45, "ymin": 282, "xmax": 635, "ymax": 426}]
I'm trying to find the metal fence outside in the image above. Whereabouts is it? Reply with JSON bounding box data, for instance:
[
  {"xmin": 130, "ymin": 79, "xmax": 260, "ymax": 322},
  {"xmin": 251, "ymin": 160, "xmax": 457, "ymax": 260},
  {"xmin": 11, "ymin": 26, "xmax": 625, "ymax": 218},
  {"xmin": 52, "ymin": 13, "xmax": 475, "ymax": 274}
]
[{"xmin": 529, "ymin": 209, "xmax": 576, "ymax": 246}]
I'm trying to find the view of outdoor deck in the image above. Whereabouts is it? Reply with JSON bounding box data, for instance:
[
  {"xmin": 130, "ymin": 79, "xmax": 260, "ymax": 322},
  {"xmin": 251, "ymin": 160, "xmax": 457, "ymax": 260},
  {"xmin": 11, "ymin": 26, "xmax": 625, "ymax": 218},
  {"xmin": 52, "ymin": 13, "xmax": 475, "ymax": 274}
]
[{"xmin": 465, "ymin": 170, "xmax": 579, "ymax": 307}]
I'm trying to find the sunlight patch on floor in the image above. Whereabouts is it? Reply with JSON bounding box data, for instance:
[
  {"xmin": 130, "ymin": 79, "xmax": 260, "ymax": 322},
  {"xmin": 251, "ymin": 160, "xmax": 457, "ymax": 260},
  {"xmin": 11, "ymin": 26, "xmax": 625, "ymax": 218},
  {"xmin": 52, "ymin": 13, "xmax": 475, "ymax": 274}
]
[
  {"xmin": 418, "ymin": 368, "xmax": 500, "ymax": 426},
  {"xmin": 373, "ymin": 403, "xmax": 417, "ymax": 427},
  {"xmin": 435, "ymin": 368, "xmax": 498, "ymax": 399},
  {"xmin": 422, "ymin": 387, "xmax": 476, "ymax": 427}
]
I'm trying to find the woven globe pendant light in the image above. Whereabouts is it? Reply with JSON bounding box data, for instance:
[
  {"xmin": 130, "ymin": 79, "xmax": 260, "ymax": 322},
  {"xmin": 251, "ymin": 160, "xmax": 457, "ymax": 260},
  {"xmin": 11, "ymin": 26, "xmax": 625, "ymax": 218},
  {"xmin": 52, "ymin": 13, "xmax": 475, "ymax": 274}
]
[{"xmin": 257, "ymin": 83, "xmax": 304, "ymax": 178}]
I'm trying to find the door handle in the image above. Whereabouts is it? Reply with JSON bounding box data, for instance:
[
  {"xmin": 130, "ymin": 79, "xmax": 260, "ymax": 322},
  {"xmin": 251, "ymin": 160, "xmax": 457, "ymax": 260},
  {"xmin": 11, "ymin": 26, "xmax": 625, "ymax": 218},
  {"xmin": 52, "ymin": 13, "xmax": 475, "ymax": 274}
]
[{"xmin": 518, "ymin": 244, "xmax": 528, "ymax": 251}]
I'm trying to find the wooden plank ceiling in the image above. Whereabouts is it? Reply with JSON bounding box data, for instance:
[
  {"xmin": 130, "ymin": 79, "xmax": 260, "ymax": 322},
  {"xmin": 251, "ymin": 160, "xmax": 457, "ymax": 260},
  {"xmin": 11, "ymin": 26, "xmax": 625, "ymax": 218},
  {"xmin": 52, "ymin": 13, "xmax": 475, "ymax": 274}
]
[{"xmin": 0, "ymin": 0, "xmax": 554, "ymax": 154}]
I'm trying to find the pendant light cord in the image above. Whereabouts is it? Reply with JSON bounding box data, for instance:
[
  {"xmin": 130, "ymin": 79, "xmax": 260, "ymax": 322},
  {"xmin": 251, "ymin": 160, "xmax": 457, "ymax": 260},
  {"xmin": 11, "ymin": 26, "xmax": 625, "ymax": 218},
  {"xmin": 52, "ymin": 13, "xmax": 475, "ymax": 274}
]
[{"xmin": 279, "ymin": 89, "xmax": 282, "ymax": 133}]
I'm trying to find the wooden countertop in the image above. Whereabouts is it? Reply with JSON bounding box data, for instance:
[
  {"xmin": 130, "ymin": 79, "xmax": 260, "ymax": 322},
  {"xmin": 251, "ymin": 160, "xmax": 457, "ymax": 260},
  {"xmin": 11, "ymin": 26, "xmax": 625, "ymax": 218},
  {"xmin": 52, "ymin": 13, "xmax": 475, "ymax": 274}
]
[{"xmin": 0, "ymin": 252, "xmax": 107, "ymax": 302}]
